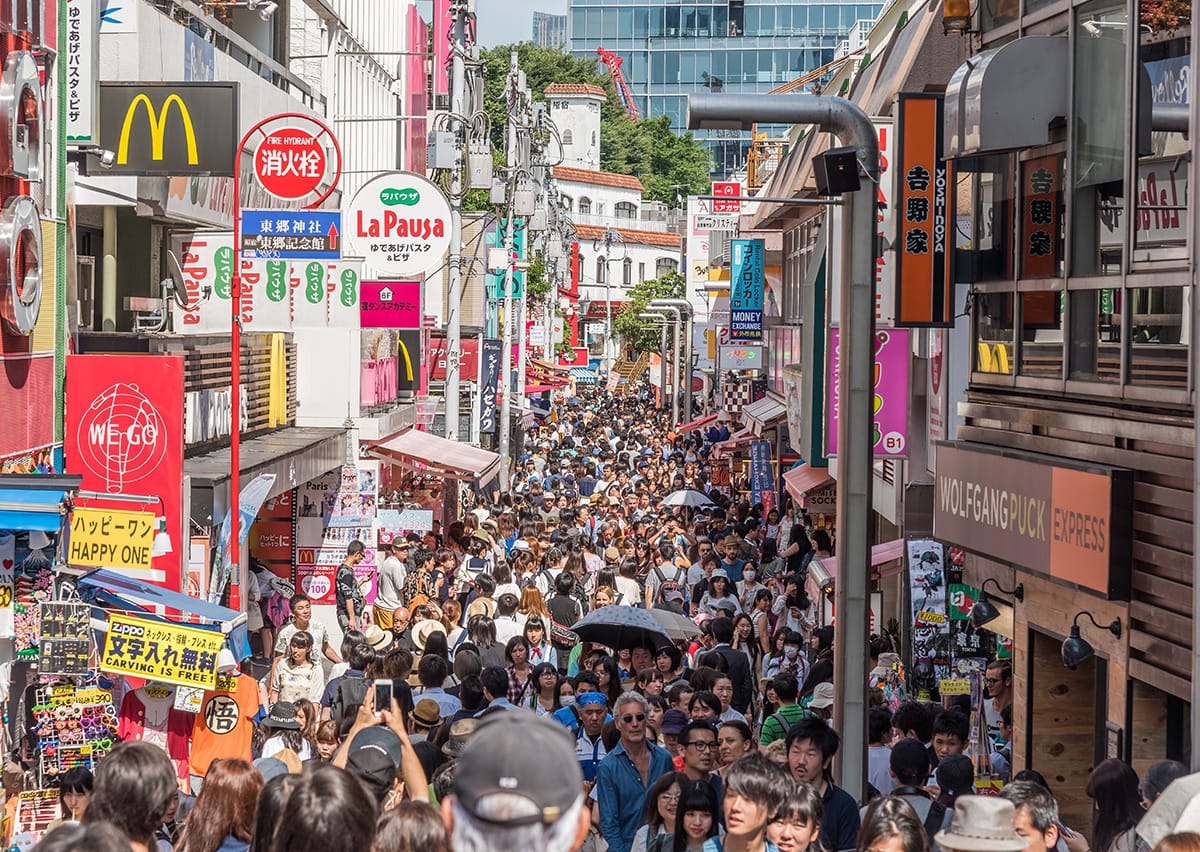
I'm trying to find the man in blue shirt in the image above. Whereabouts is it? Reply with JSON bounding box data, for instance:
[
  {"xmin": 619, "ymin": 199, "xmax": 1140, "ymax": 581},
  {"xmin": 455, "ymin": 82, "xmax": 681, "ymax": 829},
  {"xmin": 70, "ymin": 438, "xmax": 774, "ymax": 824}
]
[
  {"xmin": 787, "ymin": 718, "xmax": 861, "ymax": 852},
  {"xmin": 596, "ymin": 691, "xmax": 674, "ymax": 852},
  {"xmin": 476, "ymin": 666, "xmax": 521, "ymax": 715}
]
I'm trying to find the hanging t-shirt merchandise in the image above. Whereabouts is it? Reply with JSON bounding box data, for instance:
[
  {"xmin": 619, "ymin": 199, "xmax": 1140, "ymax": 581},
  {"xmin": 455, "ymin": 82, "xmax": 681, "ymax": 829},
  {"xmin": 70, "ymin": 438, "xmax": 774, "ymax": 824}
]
[{"xmin": 189, "ymin": 673, "xmax": 263, "ymax": 780}]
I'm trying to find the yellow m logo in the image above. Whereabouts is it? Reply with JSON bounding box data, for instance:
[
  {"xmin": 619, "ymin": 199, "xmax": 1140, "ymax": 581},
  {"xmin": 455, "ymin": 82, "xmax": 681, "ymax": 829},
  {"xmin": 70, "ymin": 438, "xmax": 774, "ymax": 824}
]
[{"xmin": 117, "ymin": 94, "xmax": 198, "ymax": 166}]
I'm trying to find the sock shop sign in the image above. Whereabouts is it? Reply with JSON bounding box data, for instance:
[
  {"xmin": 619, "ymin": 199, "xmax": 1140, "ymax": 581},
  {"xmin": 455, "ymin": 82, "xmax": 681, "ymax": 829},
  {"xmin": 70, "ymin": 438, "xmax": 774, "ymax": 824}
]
[
  {"xmin": 344, "ymin": 172, "xmax": 452, "ymax": 277},
  {"xmin": 933, "ymin": 442, "xmax": 1131, "ymax": 598}
]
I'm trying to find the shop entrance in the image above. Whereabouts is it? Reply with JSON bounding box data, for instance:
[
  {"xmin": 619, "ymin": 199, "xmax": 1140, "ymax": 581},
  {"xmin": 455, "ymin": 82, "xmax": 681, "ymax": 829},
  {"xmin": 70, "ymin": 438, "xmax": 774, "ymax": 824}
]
[{"xmin": 1027, "ymin": 629, "xmax": 1107, "ymax": 841}]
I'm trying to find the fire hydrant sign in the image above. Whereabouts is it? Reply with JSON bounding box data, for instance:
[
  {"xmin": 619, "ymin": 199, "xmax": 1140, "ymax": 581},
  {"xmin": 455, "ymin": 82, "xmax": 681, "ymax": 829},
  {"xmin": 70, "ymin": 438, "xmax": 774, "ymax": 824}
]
[
  {"xmin": 101, "ymin": 613, "xmax": 223, "ymax": 689},
  {"xmin": 68, "ymin": 506, "xmax": 157, "ymax": 569},
  {"xmin": 345, "ymin": 171, "xmax": 452, "ymax": 276},
  {"xmin": 254, "ymin": 129, "xmax": 328, "ymax": 200}
]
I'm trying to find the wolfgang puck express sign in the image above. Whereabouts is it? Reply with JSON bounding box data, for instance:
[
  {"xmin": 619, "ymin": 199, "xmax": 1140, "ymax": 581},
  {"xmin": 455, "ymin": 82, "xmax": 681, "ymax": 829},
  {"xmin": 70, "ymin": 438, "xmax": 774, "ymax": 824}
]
[
  {"xmin": 932, "ymin": 442, "xmax": 1132, "ymax": 598},
  {"xmin": 345, "ymin": 172, "xmax": 452, "ymax": 277}
]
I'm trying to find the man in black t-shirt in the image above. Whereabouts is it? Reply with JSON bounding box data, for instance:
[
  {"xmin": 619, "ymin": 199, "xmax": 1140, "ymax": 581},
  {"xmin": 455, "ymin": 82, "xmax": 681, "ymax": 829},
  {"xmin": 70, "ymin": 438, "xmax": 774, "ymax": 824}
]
[{"xmin": 335, "ymin": 540, "xmax": 366, "ymax": 633}]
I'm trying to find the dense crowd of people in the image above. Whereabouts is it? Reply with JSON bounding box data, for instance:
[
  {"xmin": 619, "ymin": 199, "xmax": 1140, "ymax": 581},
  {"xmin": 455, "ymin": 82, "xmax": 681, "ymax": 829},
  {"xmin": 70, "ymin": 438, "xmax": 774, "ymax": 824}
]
[{"xmin": 24, "ymin": 387, "xmax": 1200, "ymax": 852}]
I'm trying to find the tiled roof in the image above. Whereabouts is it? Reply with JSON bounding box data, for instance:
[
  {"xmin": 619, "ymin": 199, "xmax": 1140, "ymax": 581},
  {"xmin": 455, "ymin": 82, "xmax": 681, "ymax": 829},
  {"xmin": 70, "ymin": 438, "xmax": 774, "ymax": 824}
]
[
  {"xmin": 573, "ymin": 223, "xmax": 682, "ymax": 249},
  {"xmin": 544, "ymin": 83, "xmax": 608, "ymax": 98},
  {"xmin": 552, "ymin": 165, "xmax": 644, "ymax": 191}
]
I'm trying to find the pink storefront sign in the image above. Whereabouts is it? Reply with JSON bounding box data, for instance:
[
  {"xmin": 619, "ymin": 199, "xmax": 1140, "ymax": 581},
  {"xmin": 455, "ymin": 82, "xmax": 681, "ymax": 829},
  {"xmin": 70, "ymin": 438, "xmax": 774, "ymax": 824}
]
[
  {"xmin": 360, "ymin": 281, "xmax": 421, "ymax": 329},
  {"xmin": 826, "ymin": 327, "xmax": 910, "ymax": 458}
]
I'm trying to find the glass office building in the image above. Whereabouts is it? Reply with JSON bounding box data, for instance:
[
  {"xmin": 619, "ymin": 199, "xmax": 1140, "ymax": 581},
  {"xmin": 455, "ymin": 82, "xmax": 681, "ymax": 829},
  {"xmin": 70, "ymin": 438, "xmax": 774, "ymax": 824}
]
[{"xmin": 568, "ymin": 0, "xmax": 884, "ymax": 176}]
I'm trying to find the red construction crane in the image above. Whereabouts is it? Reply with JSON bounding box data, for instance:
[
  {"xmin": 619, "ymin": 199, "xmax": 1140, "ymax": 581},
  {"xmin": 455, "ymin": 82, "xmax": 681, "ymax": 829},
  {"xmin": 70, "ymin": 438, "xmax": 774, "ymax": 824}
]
[{"xmin": 596, "ymin": 47, "xmax": 641, "ymax": 120}]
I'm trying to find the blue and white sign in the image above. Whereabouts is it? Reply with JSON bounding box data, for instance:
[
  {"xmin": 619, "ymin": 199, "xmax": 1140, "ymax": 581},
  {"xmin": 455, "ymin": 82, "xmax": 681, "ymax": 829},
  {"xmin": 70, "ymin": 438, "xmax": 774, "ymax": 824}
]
[
  {"xmin": 241, "ymin": 209, "xmax": 342, "ymax": 260},
  {"xmin": 748, "ymin": 440, "xmax": 775, "ymax": 511},
  {"xmin": 730, "ymin": 239, "xmax": 764, "ymax": 341}
]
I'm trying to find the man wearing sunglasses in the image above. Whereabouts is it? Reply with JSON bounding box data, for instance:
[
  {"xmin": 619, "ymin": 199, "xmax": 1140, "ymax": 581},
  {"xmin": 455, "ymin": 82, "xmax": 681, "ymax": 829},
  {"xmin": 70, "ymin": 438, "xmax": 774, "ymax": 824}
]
[
  {"xmin": 596, "ymin": 691, "xmax": 674, "ymax": 852},
  {"xmin": 983, "ymin": 660, "xmax": 1013, "ymax": 742}
]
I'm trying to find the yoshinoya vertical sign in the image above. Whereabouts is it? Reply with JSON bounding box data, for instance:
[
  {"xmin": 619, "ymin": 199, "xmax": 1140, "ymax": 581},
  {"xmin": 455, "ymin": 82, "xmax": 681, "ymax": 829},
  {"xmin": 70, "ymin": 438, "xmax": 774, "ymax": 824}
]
[
  {"xmin": 729, "ymin": 239, "xmax": 764, "ymax": 341},
  {"xmin": 826, "ymin": 328, "xmax": 910, "ymax": 457},
  {"xmin": 345, "ymin": 171, "xmax": 452, "ymax": 276},
  {"xmin": 479, "ymin": 338, "xmax": 503, "ymax": 433},
  {"xmin": 894, "ymin": 94, "xmax": 953, "ymax": 327},
  {"xmin": 65, "ymin": 355, "xmax": 185, "ymax": 591},
  {"xmin": 1021, "ymin": 155, "xmax": 1061, "ymax": 278},
  {"xmin": 932, "ymin": 442, "xmax": 1133, "ymax": 599}
]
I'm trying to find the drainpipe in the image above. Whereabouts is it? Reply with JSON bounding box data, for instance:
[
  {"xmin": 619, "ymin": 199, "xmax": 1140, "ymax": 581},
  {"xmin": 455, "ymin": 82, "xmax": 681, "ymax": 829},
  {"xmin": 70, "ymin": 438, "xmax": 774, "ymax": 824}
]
[{"xmin": 101, "ymin": 206, "xmax": 117, "ymax": 331}]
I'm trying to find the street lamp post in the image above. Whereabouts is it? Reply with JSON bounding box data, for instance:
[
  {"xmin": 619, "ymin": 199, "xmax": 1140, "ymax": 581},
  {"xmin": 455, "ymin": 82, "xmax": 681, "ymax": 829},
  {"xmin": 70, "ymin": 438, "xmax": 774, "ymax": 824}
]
[
  {"xmin": 649, "ymin": 299, "xmax": 694, "ymax": 423},
  {"xmin": 688, "ymin": 92, "xmax": 878, "ymax": 799},
  {"xmin": 646, "ymin": 304, "xmax": 682, "ymax": 424},
  {"xmin": 639, "ymin": 312, "xmax": 670, "ymax": 409}
]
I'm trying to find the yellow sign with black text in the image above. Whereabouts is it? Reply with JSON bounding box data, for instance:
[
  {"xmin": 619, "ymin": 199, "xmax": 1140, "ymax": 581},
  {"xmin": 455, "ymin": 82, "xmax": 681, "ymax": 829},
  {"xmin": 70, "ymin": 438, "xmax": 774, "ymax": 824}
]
[
  {"xmin": 100, "ymin": 613, "xmax": 223, "ymax": 689},
  {"xmin": 68, "ymin": 506, "xmax": 156, "ymax": 569}
]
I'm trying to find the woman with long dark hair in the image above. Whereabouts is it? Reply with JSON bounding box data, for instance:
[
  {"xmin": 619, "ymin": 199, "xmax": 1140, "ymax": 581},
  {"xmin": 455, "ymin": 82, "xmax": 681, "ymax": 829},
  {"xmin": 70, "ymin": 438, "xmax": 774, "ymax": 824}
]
[
  {"xmin": 175, "ymin": 759, "xmax": 264, "ymax": 852},
  {"xmin": 631, "ymin": 771, "xmax": 687, "ymax": 852},
  {"xmin": 249, "ymin": 773, "xmax": 299, "ymax": 852},
  {"xmin": 855, "ymin": 796, "xmax": 929, "ymax": 852},
  {"xmin": 670, "ymin": 780, "xmax": 721, "ymax": 852},
  {"xmin": 1086, "ymin": 759, "xmax": 1145, "ymax": 852},
  {"xmin": 591, "ymin": 653, "xmax": 624, "ymax": 706},
  {"xmin": 528, "ymin": 662, "xmax": 561, "ymax": 714}
]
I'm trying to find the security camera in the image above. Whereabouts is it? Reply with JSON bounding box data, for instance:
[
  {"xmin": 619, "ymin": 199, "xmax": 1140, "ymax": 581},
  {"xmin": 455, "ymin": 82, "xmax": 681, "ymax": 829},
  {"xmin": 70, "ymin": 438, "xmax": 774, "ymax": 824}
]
[{"xmin": 98, "ymin": 149, "xmax": 116, "ymax": 168}]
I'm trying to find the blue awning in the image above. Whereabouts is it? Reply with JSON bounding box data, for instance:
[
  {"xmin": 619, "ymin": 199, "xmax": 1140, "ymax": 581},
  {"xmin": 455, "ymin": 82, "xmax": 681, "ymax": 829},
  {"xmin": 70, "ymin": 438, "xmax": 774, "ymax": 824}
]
[
  {"xmin": 571, "ymin": 367, "xmax": 599, "ymax": 384},
  {"xmin": 0, "ymin": 488, "xmax": 69, "ymax": 532},
  {"xmin": 77, "ymin": 568, "xmax": 251, "ymax": 660}
]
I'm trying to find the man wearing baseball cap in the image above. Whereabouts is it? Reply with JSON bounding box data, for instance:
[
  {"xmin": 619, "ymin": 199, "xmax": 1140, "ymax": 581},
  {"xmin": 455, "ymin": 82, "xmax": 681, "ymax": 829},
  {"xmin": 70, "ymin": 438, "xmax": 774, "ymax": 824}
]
[{"xmin": 444, "ymin": 711, "xmax": 590, "ymax": 852}]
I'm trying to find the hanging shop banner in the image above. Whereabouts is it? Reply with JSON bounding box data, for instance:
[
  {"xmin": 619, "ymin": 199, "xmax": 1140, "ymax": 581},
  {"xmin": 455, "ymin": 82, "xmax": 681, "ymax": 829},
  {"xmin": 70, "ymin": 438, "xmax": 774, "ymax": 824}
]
[
  {"xmin": 37, "ymin": 601, "xmax": 93, "ymax": 676},
  {"xmin": 65, "ymin": 355, "xmax": 185, "ymax": 591},
  {"xmin": 345, "ymin": 171, "xmax": 452, "ymax": 276},
  {"xmin": 479, "ymin": 338, "xmax": 503, "ymax": 434},
  {"xmin": 729, "ymin": 239, "xmax": 764, "ymax": 341},
  {"xmin": 97, "ymin": 82, "xmax": 238, "ymax": 176},
  {"xmin": 209, "ymin": 473, "xmax": 277, "ymax": 601},
  {"xmin": 1020, "ymin": 155, "xmax": 1061, "ymax": 278},
  {"xmin": 360, "ymin": 280, "xmax": 422, "ymax": 328},
  {"xmin": 100, "ymin": 613, "xmax": 223, "ymax": 689},
  {"xmin": 894, "ymin": 94, "xmax": 953, "ymax": 327},
  {"xmin": 748, "ymin": 440, "xmax": 774, "ymax": 512},
  {"xmin": 66, "ymin": 0, "xmax": 100, "ymax": 145},
  {"xmin": 932, "ymin": 442, "xmax": 1133, "ymax": 598},
  {"xmin": 376, "ymin": 509, "xmax": 435, "ymax": 544},
  {"xmin": 249, "ymin": 490, "xmax": 295, "ymax": 581},
  {"xmin": 0, "ymin": 534, "xmax": 13, "ymax": 638},
  {"xmin": 826, "ymin": 328, "xmax": 910, "ymax": 458},
  {"xmin": 908, "ymin": 539, "xmax": 951, "ymax": 694},
  {"xmin": 68, "ymin": 506, "xmax": 156, "ymax": 569}
]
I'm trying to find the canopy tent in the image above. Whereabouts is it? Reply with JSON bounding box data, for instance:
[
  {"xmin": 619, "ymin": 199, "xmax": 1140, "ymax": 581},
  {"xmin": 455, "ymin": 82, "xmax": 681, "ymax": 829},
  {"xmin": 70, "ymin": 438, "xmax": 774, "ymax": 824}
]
[
  {"xmin": 75, "ymin": 568, "xmax": 252, "ymax": 660},
  {"xmin": 782, "ymin": 464, "xmax": 834, "ymax": 504},
  {"xmin": 677, "ymin": 413, "xmax": 719, "ymax": 434},
  {"xmin": 871, "ymin": 539, "xmax": 908, "ymax": 578},
  {"xmin": 741, "ymin": 396, "xmax": 787, "ymax": 434},
  {"xmin": 368, "ymin": 428, "xmax": 503, "ymax": 485},
  {"xmin": 0, "ymin": 474, "xmax": 82, "ymax": 532},
  {"xmin": 570, "ymin": 367, "xmax": 599, "ymax": 384}
]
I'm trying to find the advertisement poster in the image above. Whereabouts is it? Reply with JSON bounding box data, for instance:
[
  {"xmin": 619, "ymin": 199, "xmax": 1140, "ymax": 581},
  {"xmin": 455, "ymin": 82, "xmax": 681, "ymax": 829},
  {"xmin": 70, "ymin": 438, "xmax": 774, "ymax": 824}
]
[
  {"xmin": 908, "ymin": 539, "xmax": 951, "ymax": 690},
  {"xmin": 65, "ymin": 355, "xmax": 184, "ymax": 591},
  {"xmin": 300, "ymin": 464, "xmax": 379, "ymax": 604},
  {"xmin": 359, "ymin": 280, "xmax": 421, "ymax": 329},
  {"xmin": 100, "ymin": 613, "xmax": 223, "ymax": 689},
  {"xmin": 295, "ymin": 563, "xmax": 336, "ymax": 605},
  {"xmin": 377, "ymin": 509, "xmax": 434, "ymax": 544},
  {"xmin": 826, "ymin": 328, "xmax": 910, "ymax": 457},
  {"xmin": 249, "ymin": 489, "xmax": 295, "ymax": 581},
  {"xmin": 729, "ymin": 239, "xmax": 764, "ymax": 341},
  {"xmin": 67, "ymin": 507, "xmax": 156, "ymax": 570},
  {"xmin": 748, "ymin": 440, "xmax": 774, "ymax": 512}
]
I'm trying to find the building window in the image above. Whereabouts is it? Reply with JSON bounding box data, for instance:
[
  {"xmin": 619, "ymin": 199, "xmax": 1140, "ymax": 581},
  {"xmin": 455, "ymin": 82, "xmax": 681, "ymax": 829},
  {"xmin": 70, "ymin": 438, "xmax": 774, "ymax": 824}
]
[
  {"xmin": 1018, "ymin": 292, "xmax": 1063, "ymax": 377},
  {"xmin": 560, "ymin": 195, "xmax": 572, "ymax": 212},
  {"xmin": 562, "ymin": 129, "xmax": 573, "ymax": 145},
  {"xmin": 655, "ymin": 257, "xmax": 678, "ymax": 277},
  {"xmin": 1067, "ymin": 289, "xmax": 1120, "ymax": 383},
  {"xmin": 974, "ymin": 292, "xmax": 1014, "ymax": 374},
  {"xmin": 1127, "ymin": 286, "xmax": 1188, "ymax": 388},
  {"xmin": 578, "ymin": 197, "xmax": 592, "ymax": 215},
  {"xmin": 622, "ymin": 257, "xmax": 633, "ymax": 286},
  {"xmin": 615, "ymin": 201, "xmax": 637, "ymax": 219},
  {"xmin": 596, "ymin": 256, "xmax": 606, "ymax": 284}
]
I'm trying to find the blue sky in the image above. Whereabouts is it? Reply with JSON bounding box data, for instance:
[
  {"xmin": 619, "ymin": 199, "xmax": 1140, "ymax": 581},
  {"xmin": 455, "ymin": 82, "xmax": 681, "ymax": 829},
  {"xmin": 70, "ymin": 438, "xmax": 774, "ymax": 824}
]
[{"xmin": 414, "ymin": 1, "xmax": 569, "ymax": 50}]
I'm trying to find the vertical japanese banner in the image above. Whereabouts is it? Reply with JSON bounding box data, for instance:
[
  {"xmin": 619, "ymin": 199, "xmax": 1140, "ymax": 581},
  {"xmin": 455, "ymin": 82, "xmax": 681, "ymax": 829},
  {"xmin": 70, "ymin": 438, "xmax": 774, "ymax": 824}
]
[
  {"xmin": 0, "ymin": 534, "xmax": 14, "ymax": 637},
  {"xmin": 748, "ymin": 440, "xmax": 774, "ymax": 512},
  {"xmin": 894, "ymin": 94, "xmax": 953, "ymax": 327},
  {"xmin": 479, "ymin": 338, "xmax": 503, "ymax": 433},
  {"xmin": 1021, "ymin": 155, "xmax": 1061, "ymax": 278},
  {"xmin": 826, "ymin": 328, "xmax": 910, "ymax": 457},
  {"xmin": 729, "ymin": 239, "xmax": 764, "ymax": 341},
  {"xmin": 66, "ymin": 0, "xmax": 99, "ymax": 145},
  {"xmin": 908, "ymin": 539, "xmax": 951, "ymax": 697},
  {"xmin": 65, "ymin": 355, "xmax": 185, "ymax": 591}
]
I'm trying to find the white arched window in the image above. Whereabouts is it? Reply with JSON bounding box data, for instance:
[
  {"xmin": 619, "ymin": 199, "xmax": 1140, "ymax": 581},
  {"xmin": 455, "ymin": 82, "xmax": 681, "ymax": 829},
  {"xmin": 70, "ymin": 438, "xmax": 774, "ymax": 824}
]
[
  {"xmin": 656, "ymin": 257, "xmax": 678, "ymax": 277},
  {"xmin": 596, "ymin": 256, "xmax": 606, "ymax": 284},
  {"xmin": 622, "ymin": 257, "xmax": 633, "ymax": 286},
  {"xmin": 578, "ymin": 196, "xmax": 592, "ymax": 215},
  {"xmin": 562, "ymin": 128, "xmax": 574, "ymax": 145},
  {"xmin": 614, "ymin": 201, "xmax": 637, "ymax": 219}
]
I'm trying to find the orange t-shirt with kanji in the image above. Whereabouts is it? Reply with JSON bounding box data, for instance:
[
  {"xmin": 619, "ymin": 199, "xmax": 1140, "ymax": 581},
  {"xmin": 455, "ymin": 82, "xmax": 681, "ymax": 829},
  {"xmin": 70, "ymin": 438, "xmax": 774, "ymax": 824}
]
[{"xmin": 189, "ymin": 673, "xmax": 261, "ymax": 777}]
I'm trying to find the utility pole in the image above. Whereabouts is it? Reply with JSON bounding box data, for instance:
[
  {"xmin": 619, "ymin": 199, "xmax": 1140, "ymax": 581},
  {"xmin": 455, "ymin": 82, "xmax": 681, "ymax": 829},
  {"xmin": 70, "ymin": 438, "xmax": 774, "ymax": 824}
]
[
  {"xmin": 443, "ymin": 0, "xmax": 471, "ymax": 441},
  {"xmin": 497, "ymin": 51, "xmax": 519, "ymax": 487}
]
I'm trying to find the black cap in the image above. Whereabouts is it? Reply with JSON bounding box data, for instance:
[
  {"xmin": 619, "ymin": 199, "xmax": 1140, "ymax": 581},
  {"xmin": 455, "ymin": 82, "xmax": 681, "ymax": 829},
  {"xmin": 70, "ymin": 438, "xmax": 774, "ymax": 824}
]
[{"xmin": 452, "ymin": 711, "xmax": 583, "ymax": 826}]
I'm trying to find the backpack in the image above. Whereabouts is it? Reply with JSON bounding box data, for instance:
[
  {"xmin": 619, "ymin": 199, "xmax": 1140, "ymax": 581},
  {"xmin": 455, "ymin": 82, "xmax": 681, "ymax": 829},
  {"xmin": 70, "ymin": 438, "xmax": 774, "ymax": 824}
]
[
  {"xmin": 894, "ymin": 789, "xmax": 947, "ymax": 847},
  {"xmin": 330, "ymin": 674, "xmax": 370, "ymax": 723},
  {"xmin": 652, "ymin": 565, "xmax": 685, "ymax": 609}
]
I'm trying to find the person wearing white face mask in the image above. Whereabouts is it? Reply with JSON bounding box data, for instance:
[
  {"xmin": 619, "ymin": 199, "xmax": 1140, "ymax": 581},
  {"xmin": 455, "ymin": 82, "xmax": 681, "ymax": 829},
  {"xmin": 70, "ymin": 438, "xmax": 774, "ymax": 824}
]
[
  {"xmin": 765, "ymin": 630, "xmax": 810, "ymax": 685},
  {"xmin": 738, "ymin": 565, "xmax": 768, "ymax": 611}
]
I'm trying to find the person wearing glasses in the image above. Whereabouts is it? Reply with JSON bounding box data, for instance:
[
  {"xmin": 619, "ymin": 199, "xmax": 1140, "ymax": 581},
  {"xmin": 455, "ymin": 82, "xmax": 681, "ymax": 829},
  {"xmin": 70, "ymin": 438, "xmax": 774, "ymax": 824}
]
[
  {"xmin": 597, "ymin": 691, "xmax": 676, "ymax": 852},
  {"xmin": 678, "ymin": 720, "xmax": 722, "ymax": 802},
  {"xmin": 631, "ymin": 772, "xmax": 688, "ymax": 852},
  {"xmin": 982, "ymin": 660, "xmax": 1013, "ymax": 742}
]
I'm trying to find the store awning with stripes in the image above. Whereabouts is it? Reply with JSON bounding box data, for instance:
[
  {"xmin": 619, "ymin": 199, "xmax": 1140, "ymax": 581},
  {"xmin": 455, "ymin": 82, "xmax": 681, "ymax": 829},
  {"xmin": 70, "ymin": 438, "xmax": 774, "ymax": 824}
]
[{"xmin": 571, "ymin": 367, "xmax": 599, "ymax": 384}]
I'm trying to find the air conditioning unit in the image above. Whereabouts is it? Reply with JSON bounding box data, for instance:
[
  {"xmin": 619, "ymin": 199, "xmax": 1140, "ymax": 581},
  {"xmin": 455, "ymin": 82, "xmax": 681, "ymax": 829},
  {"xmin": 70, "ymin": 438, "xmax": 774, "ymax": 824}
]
[{"xmin": 76, "ymin": 256, "xmax": 96, "ymax": 330}]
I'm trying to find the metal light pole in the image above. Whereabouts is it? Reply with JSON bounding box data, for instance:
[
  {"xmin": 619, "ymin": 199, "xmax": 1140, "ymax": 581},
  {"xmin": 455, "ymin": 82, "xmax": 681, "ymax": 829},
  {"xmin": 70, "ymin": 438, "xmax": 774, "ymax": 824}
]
[
  {"xmin": 639, "ymin": 312, "xmax": 670, "ymax": 409},
  {"xmin": 444, "ymin": 0, "xmax": 471, "ymax": 441},
  {"xmin": 496, "ymin": 51, "xmax": 519, "ymax": 487},
  {"xmin": 688, "ymin": 92, "xmax": 878, "ymax": 799},
  {"xmin": 646, "ymin": 304, "xmax": 682, "ymax": 424},
  {"xmin": 596, "ymin": 227, "xmax": 622, "ymax": 374},
  {"xmin": 649, "ymin": 298, "xmax": 694, "ymax": 423}
]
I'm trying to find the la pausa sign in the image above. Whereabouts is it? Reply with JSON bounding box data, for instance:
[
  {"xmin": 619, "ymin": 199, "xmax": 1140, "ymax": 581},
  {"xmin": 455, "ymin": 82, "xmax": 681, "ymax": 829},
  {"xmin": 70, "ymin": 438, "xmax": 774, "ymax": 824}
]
[{"xmin": 346, "ymin": 172, "xmax": 452, "ymax": 276}]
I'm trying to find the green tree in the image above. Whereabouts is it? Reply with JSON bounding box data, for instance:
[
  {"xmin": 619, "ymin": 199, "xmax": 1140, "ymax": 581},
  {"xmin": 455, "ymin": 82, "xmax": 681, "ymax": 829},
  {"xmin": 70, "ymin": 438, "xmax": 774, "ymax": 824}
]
[
  {"xmin": 478, "ymin": 44, "xmax": 711, "ymax": 206},
  {"xmin": 613, "ymin": 270, "xmax": 686, "ymax": 352}
]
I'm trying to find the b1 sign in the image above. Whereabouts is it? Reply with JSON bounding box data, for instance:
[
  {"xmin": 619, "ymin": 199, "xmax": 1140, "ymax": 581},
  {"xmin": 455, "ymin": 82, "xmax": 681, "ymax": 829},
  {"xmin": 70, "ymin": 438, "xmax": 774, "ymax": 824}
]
[
  {"xmin": 345, "ymin": 171, "xmax": 452, "ymax": 276},
  {"xmin": 826, "ymin": 328, "xmax": 910, "ymax": 457}
]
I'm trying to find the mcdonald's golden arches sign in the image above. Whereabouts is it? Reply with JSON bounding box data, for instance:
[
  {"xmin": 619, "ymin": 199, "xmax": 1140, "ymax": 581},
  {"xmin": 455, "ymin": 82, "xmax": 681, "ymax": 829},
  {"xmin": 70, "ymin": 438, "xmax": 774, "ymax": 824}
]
[{"xmin": 98, "ymin": 83, "xmax": 238, "ymax": 176}]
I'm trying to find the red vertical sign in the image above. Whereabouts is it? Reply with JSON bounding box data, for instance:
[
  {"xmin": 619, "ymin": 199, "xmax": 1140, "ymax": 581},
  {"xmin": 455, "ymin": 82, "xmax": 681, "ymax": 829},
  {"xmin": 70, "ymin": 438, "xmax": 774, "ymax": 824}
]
[
  {"xmin": 1021, "ymin": 155, "xmax": 1060, "ymax": 279},
  {"xmin": 712, "ymin": 181, "xmax": 742, "ymax": 213},
  {"xmin": 65, "ymin": 355, "xmax": 185, "ymax": 592}
]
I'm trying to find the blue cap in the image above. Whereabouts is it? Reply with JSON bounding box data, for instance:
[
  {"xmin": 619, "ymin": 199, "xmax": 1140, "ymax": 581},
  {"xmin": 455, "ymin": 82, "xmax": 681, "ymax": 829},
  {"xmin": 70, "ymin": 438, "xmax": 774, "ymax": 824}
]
[{"xmin": 576, "ymin": 692, "xmax": 608, "ymax": 708}]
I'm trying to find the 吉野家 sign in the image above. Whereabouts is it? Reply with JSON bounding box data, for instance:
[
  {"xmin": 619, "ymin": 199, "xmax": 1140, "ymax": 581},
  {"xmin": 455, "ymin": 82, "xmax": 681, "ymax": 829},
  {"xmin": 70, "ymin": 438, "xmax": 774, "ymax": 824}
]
[
  {"xmin": 345, "ymin": 171, "xmax": 452, "ymax": 276},
  {"xmin": 100, "ymin": 613, "xmax": 225, "ymax": 689},
  {"xmin": 68, "ymin": 506, "xmax": 157, "ymax": 569},
  {"xmin": 730, "ymin": 239, "xmax": 764, "ymax": 341},
  {"xmin": 932, "ymin": 442, "xmax": 1133, "ymax": 599},
  {"xmin": 718, "ymin": 344, "xmax": 764, "ymax": 371},
  {"xmin": 240, "ymin": 209, "xmax": 342, "ymax": 261},
  {"xmin": 360, "ymin": 280, "xmax": 421, "ymax": 329},
  {"xmin": 894, "ymin": 93, "xmax": 952, "ymax": 327},
  {"xmin": 826, "ymin": 328, "xmax": 910, "ymax": 457},
  {"xmin": 98, "ymin": 82, "xmax": 238, "ymax": 176}
]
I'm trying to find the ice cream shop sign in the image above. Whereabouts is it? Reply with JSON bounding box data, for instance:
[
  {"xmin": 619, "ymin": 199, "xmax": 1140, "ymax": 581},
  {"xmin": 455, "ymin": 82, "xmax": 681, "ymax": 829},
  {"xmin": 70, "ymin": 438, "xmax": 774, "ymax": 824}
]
[{"xmin": 345, "ymin": 172, "xmax": 452, "ymax": 276}]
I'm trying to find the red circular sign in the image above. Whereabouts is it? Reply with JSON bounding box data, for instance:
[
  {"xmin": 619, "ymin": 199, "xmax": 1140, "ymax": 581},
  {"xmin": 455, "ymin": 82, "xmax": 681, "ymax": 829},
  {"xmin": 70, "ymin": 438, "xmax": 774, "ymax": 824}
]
[{"xmin": 254, "ymin": 130, "xmax": 328, "ymax": 201}]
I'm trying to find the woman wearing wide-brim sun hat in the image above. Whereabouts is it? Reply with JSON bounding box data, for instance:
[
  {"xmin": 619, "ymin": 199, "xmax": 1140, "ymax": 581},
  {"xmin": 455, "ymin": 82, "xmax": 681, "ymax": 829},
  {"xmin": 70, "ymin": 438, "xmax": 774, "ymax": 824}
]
[{"xmin": 934, "ymin": 796, "xmax": 1032, "ymax": 852}]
